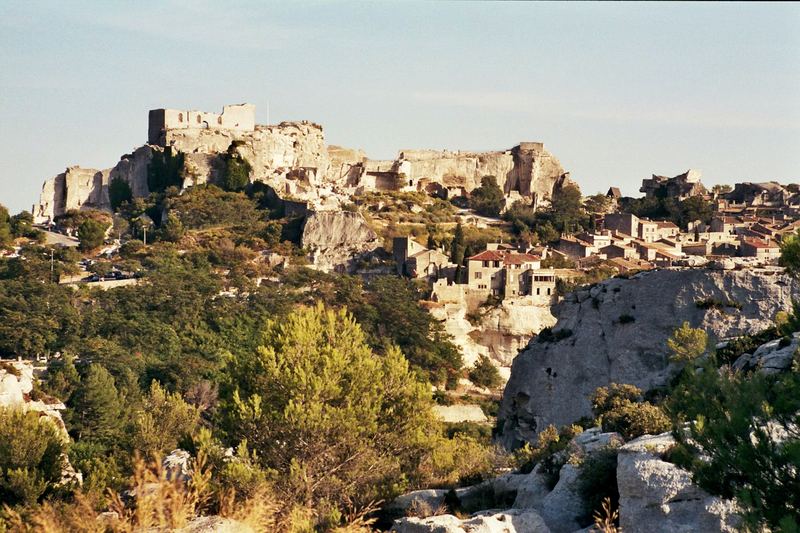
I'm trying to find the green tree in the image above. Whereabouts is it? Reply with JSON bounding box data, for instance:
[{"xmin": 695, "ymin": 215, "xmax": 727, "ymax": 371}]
[
  {"xmin": 68, "ymin": 365, "xmax": 126, "ymax": 447},
  {"xmin": 221, "ymin": 152, "xmax": 252, "ymax": 192},
  {"xmin": 469, "ymin": 176, "xmax": 505, "ymax": 217},
  {"xmin": 780, "ymin": 229, "xmax": 800, "ymax": 277},
  {"xmin": 584, "ymin": 193, "xmax": 613, "ymax": 214},
  {"xmin": 450, "ymin": 222, "xmax": 466, "ymax": 266},
  {"xmin": 591, "ymin": 383, "xmax": 670, "ymax": 440},
  {"xmin": 160, "ymin": 212, "xmax": 185, "ymax": 243},
  {"xmin": 0, "ymin": 205, "xmax": 13, "ymax": 247},
  {"xmin": 468, "ymin": 355, "xmax": 502, "ymax": 389},
  {"xmin": 0, "ymin": 408, "xmax": 66, "ymax": 506},
  {"xmin": 224, "ymin": 304, "xmax": 436, "ymax": 511},
  {"xmin": 667, "ymin": 321, "xmax": 708, "ymax": 363},
  {"xmin": 130, "ymin": 381, "xmax": 200, "ymax": 458},
  {"xmin": 77, "ymin": 218, "xmax": 109, "ymax": 251},
  {"xmin": 668, "ymin": 361, "xmax": 800, "ymax": 530},
  {"xmin": 549, "ymin": 184, "xmax": 585, "ymax": 233},
  {"xmin": 109, "ymin": 177, "xmax": 133, "ymax": 211}
]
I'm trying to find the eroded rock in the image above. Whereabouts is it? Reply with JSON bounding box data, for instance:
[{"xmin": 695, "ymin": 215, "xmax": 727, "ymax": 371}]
[
  {"xmin": 498, "ymin": 268, "xmax": 800, "ymax": 448},
  {"xmin": 616, "ymin": 433, "xmax": 741, "ymax": 533}
]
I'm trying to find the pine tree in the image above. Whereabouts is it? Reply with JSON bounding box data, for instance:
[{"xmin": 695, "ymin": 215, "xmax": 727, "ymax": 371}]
[
  {"xmin": 68, "ymin": 365, "xmax": 126, "ymax": 447},
  {"xmin": 224, "ymin": 303, "xmax": 435, "ymax": 510}
]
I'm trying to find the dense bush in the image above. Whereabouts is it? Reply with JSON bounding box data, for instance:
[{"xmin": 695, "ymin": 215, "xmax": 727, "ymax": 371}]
[
  {"xmin": 469, "ymin": 176, "xmax": 505, "ymax": 217},
  {"xmin": 0, "ymin": 408, "xmax": 66, "ymax": 505},
  {"xmin": 591, "ymin": 383, "xmax": 670, "ymax": 440},
  {"xmin": 468, "ymin": 355, "xmax": 502, "ymax": 389}
]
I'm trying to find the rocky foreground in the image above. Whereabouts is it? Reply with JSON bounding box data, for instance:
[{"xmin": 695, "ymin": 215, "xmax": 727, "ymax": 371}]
[{"xmin": 390, "ymin": 427, "xmax": 740, "ymax": 533}]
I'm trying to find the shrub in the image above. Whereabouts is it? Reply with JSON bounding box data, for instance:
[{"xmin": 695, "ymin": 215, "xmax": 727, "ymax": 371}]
[
  {"xmin": 469, "ymin": 176, "xmax": 505, "ymax": 218},
  {"xmin": 468, "ymin": 355, "xmax": 502, "ymax": 389},
  {"xmin": 0, "ymin": 408, "xmax": 66, "ymax": 505},
  {"xmin": 148, "ymin": 146, "xmax": 185, "ymax": 193},
  {"xmin": 667, "ymin": 322, "xmax": 708, "ymax": 363},
  {"xmin": 536, "ymin": 327, "xmax": 573, "ymax": 343},
  {"xmin": 591, "ymin": 383, "xmax": 670, "ymax": 440}
]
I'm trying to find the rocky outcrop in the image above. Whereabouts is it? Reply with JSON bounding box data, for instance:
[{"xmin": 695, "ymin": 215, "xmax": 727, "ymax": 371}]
[
  {"xmin": 34, "ymin": 105, "xmax": 574, "ymax": 224},
  {"xmin": 429, "ymin": 296, "xmax": 556, "ymax": 378},
  {"xmin": 398, "ymin": 143, "xmax": 573, "ymax": 209},
  {"xmin": 617, "ymin": 433, "xmax": 741, "ymax": 532},
  {"xmin": 392, "ymin": 427, "xmax": 740, "ymax": 533},
  {"xmin": 34, "ymin": 166, "xmax": 109, "ymax": 222},
  {"xmin": 497, "ymin": 268, "xmax": 800, "ymax": 448},
  {"xmin": 733, "ymin": 332, "xmax": 799, "ymax": 374},
  {"xmin": 300, "ymin": 210, "xmax": 381, "ymax": 272},
  {"xmin": 392, "ymin": 509, "xmax": 550, "ymax": 533}
]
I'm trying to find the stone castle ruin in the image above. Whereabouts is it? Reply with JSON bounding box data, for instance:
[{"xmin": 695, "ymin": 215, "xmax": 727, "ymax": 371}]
[
  {"xmin": 34, "ymin": 103, "xmax": 575, "ymax": 223},
  {"xmin": 147, "ymin": 103, "xmax": 256, "ymax": 145}
]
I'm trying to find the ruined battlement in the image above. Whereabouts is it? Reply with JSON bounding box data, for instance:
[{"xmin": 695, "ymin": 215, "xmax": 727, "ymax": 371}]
[{"xmin": 148, "ymin": 103, "xmax": 256, "ymax": 145}]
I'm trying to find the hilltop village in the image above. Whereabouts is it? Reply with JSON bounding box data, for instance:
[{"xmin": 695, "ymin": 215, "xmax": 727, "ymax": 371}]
[
  {"xmin": 23, "ymin": 104, "xmax": 800, "ymax": 374},
  {"xmin": 3, "ymin": 102, "xmax": 800, "ymax": 532}
]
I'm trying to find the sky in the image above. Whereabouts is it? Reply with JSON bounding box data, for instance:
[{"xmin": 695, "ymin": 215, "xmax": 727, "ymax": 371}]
[{"xmin": 1, "ymin": 1, "xmax": 799, "ymax": 213}]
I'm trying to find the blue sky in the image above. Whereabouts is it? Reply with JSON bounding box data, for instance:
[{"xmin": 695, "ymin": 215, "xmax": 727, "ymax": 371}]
[{"xmin": 1, "ymin": 1, "xmax": 799, "ymax": 213}]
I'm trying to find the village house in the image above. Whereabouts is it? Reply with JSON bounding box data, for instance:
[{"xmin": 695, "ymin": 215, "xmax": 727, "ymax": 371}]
[
  {"xmin": 466, "ymin": 249, "xmax": 556, "ymax": 303},
  {"xmin": 393, "ymin": 237, "xmax": 454, "ymax": 281},
  {"xmin": 739, "ymin": 237, "xmax": 780, "ymax": 262}
]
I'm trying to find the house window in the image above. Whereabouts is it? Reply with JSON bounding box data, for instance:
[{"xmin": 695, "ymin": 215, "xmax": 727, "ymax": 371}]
[
  {"xmin": 474, "ymin": 272, "xmax": 482, "ymax": 279},
  {"xmin": 196, "ymin": 115, "xmax": 202, "ymax": 124},
  {"xmin": 536, "ymin": 288, "xmax": 540, "ymax": 295},
  {"xmin": 217, "ymin": 116, "xmax": 223, "ymax": 125},
  {"xmin": 178, "ymin": 113, "xmax": 183, "ymax": 122},
  {"xmin": 547, "ymin": 288, "xmax": 551, "ymax": 295},
  {"xmin": 483, "ymin": 261, "xmax": 489, "ymax": 268},
  {"xmin": 494, "ymin": 261, "xmax": 500, "ymax": 267}
]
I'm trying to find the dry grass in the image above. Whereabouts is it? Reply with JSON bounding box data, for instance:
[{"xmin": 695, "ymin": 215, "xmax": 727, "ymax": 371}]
[
  {"xmin": 592, "ymin": 496, "xmax": 620, "ymax": 533},
  {"xmin": 3, "ymin": 453, "xmax": 284, "ymax": 533}
]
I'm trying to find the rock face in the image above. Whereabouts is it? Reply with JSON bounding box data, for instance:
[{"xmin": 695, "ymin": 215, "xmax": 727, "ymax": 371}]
[
  {"xmin": 34, "ymin": 105, "xmax": 574, "ymax": 224},
  {"xmin": 35, "ymin": 166, "xmax": 109, "ymax": 222},
  {"xmin": 497, "ymin": 268, "xmax": 800, "ymax": 448},
  {"xmin": 429, "ymin": 295, "xmax": 556, "ymax": 377},
  {"xmin": 617, "ymin": 433, "xmax": 741, "ymax": 532},
  {"xmin": 300, "ymin": 210, "xmax": 381, "ymax": 273},
  {"xmin": 397, "ymin": 142, "xmax": 572, "ymax": 209}
]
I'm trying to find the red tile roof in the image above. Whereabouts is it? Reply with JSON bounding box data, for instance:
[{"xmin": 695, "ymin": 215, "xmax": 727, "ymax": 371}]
[{"xmin": 468, "ymin": 250, "xmax": 506, "ymax": 262}]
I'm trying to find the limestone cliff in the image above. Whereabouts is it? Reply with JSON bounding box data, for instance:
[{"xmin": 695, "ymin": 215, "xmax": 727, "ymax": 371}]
[
  {"xmin": 399, "ymin": 142, "xmax": 572, "ymax": 209},
  {"xmin": 429, "ymin": 300, "xmax": 556, "ymax": 380},
  {"xmin": 34, "ymin": 104, "xmax": 574, "ymax": 223},
  {"xmin": 496, "ymin": 267, "xmax": 800, "ymax": 449},
  {"xmin": 300, "ymin": 210, "xmax": 382, "ymax": 273}
]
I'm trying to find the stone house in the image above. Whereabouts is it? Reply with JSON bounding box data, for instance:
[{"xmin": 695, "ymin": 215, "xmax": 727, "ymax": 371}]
[
  {"xmin": 466, "ymin": 250, "xmax": 555, "ymax": 303},
  {"xmin": 392, "ymin": 237, "xmax": 453, "ymax": 281},
  {"xmin": 739, "ymin": 238, "xmax": 780, "ymax": 261}
]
